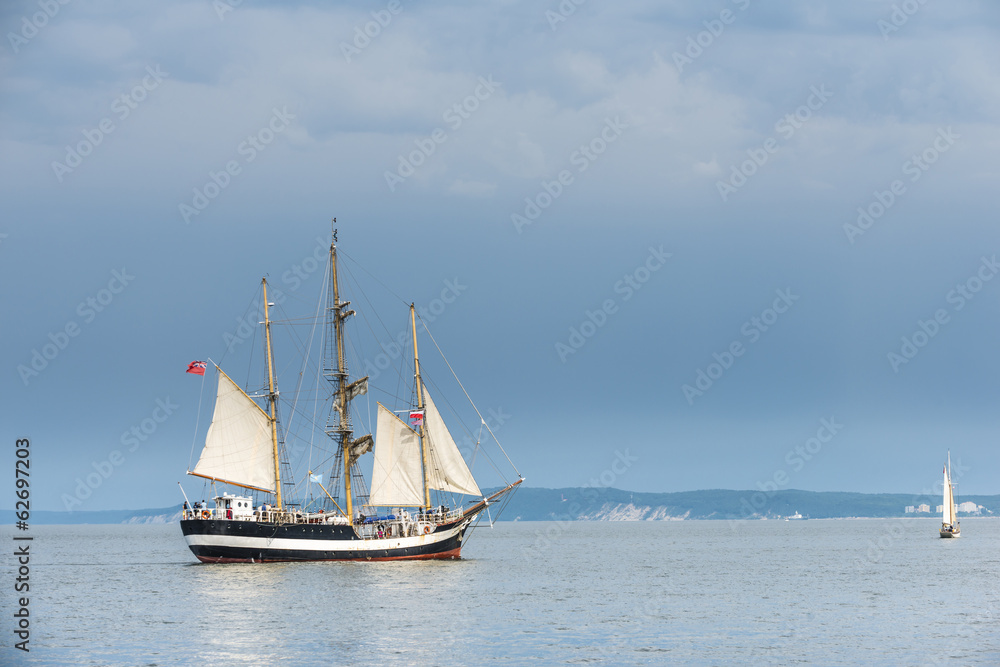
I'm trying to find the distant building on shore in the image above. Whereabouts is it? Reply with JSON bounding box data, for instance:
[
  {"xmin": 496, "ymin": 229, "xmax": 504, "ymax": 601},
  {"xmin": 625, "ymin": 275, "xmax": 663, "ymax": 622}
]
[{"xmin": 910, "ymin": 501, "xmax": 986, "ymax": 515}]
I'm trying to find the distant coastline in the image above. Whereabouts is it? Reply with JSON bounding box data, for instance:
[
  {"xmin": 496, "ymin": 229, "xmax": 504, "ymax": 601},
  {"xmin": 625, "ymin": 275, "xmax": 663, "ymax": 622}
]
[{"xmin": 4, "ymin": 487, "xmax": 999, "ymax": 525}]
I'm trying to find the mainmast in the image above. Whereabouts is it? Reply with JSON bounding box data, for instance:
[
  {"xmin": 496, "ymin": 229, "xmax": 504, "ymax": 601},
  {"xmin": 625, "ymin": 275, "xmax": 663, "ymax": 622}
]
[
  {"xmin": 411, "ymin": 304, "xmax": 432, "ymax": 510},
  {"xmin": 330, "ymin": 234, "xmax": 354, "ymax": 523},
  {"xmin": 262, "ymin": 278, "xmax": 282, "ymax": 510},
  {"xmin": 321, "ymin": 225, "xmax": 373, "ymax": 523},
  {"xmin": 946, "ymin": 450, "xmax": 955, "ymax": 525}
]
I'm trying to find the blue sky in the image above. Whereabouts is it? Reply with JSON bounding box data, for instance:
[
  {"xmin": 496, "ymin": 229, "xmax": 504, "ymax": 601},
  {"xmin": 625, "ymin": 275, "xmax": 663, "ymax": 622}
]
[{"xmin": 2, "ymin": 0, "xmax": 1000, "ymax": 511}]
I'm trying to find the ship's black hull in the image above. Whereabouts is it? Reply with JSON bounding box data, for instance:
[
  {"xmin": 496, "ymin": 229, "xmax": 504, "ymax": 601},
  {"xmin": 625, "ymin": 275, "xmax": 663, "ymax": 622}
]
[{"xmin": 180, "ymin": 518, "xmax": 468, "ymax": 563}]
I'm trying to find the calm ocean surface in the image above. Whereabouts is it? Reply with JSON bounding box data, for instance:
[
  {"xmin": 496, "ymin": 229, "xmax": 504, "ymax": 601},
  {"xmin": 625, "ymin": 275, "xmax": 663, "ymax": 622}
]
[{"xmin": 3, "ymin": 519, "xmax": 999, "ymax": 665}]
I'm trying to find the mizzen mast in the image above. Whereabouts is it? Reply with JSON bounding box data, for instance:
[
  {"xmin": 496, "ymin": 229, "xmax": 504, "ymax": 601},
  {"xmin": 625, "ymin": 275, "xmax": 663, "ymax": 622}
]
[
  {"xmin": 262, "ymin": 278, "xmax": 282, "ymax": 510},
  {"xmin": 411, "ymin": 303, "xmax": 432, "ymax": 510}
]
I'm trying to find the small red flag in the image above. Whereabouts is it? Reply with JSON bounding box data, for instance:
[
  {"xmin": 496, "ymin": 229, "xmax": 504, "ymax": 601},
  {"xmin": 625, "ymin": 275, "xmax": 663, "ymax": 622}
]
[
  {"xmin": 186, "ymin": 361, "xmax": 207, "ymax": 375},
  {"xmin": 409, "ymin": 410, "xmax": 424, "ymax": 427}
]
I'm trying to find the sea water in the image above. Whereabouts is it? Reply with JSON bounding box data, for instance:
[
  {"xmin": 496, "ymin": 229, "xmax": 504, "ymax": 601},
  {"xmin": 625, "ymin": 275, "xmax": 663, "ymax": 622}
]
[{"xmin": 2, "ymin": 519, "xmax": 998, "ymax": 665}]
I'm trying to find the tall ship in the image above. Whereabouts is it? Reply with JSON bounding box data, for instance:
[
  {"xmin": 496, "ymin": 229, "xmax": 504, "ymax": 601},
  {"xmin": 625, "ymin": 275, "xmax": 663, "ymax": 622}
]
[
  {"xmin": 939, "ymin": 451, "xmax": 960, "ymax": 538},
  {"xmin": 179, "ymin": 227, "xmax": 522, "ymax": 562}
]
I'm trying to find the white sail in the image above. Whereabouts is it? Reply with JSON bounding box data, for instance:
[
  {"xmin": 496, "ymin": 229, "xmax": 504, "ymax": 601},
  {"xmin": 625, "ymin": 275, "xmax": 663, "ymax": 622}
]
[
  {"xmin": 949, "ymin": 480, "xmax": 956, "ymax": 525},
  {"xmin": 369, "ymin": 403, "xmax": 424, "ymax": 506},
  {"xmin": 423, "ymin": 386, "xmax": 482, "ymax": 497},
  {"xmin": 191, "ymin": 368, "xmax": 275, "ymax": 493},
  {"xmin": 942, "ymin": 465, "xmax": 950, "ymax": 524}
]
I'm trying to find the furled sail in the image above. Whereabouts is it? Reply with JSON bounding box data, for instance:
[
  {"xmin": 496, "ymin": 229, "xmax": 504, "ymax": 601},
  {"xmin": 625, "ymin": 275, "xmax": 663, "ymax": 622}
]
[
  {"xmin": 369, "ymin": 403, "xmax": 424, "ymax": 506},
  {"xmin": 422, "ymin": 386, "xmax": 482, "ymax": 497},
  {"xmin": 337, "ymin": 376, "xmax": 369, "ymax": 405},
  {"xmin": 347, "ymin": 434, "xmax": 373, "ymax": 468},
  {"xmin": 190, "ymin": 368, "xmax": 275, "ymax": 493}
]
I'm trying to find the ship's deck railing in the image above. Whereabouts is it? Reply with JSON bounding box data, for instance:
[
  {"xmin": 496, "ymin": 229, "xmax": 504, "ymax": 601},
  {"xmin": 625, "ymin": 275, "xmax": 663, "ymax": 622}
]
[
  {"xmin": 182, "ymin": 505, "xmax": 464, "ymax": 525},
  {"xmin": 182, "ymin": 507, "xmax": 350, "ymax": 525},
  {"xmin": 419, "ymin": 508, "xmax": 464, "ymax": 523}
]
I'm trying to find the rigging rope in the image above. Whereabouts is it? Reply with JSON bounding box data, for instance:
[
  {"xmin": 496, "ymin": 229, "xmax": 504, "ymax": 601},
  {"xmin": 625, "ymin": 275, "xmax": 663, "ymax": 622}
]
[
  {"xmin": 282, "ymin": 255, "xmax": 328, "ymax": 445},
  {"xmin": 296, "ymin": 256, "xmax": 330, "ymax": 502},
  {"xmin": 418, "ymin": 316, "xmax": 521, "ymax": 477},
  {"xmin": 338, "ymin": 248, "xmax": 410, "ymax": 308},
  {"xmin": 422, "ymin": 371, "xmax": 507, "ymax": 482}
]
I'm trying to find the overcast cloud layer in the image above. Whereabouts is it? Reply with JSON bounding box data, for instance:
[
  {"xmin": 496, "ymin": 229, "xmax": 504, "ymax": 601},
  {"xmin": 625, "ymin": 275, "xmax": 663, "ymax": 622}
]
[{"xmin": 2, "ymin": 0, "xmax": 999, "ymax": 510}]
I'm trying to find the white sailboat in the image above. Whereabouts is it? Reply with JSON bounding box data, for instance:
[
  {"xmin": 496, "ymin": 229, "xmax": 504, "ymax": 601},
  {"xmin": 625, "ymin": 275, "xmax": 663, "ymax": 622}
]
[{"xmin": 939, "ymin": 451, "xmax": 960, "ymax": 538}]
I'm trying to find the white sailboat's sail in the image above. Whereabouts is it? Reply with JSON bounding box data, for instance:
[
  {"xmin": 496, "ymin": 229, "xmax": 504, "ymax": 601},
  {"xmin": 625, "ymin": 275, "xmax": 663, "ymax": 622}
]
[
  {"xmin": 423, "ymin": 386, "xmax": 482, "ymax": 497},
  {"xmin": 942, "ymin": 465, "xmax": 950, "ymax": 524},
  {"xmin": 191, "ymin": 368, "xmax": 276, "ymax": 493},
  {"xmin": 943, "ymin": 460, "xmax": 959, "ymax": 526},
  {"xmin": 369, "ymin": 403, "xmax": 425, "ymax": 506}
]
